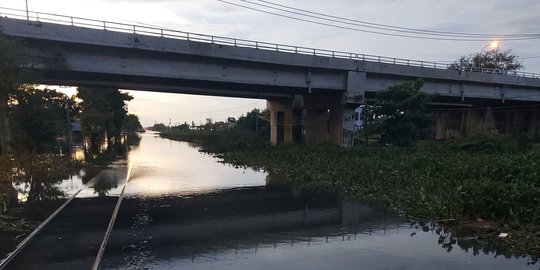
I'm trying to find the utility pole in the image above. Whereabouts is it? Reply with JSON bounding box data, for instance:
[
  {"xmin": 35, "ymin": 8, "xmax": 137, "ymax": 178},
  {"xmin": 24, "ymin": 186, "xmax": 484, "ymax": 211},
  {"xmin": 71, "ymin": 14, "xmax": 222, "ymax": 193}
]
[
  {"xmin": 66, "ymin": 99, "xmax": 72, "ymax": 158},
  {"xmin": 25, "ymin": 0, "xmax": 29, "ymax": 20}
]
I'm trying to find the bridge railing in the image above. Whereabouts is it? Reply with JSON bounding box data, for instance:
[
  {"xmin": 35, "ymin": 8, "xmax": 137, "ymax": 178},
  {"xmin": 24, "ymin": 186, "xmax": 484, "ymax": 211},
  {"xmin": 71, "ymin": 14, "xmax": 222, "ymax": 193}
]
[{"xmin": 0, "ymin": 7, "xmax": 539, "ymax": 80}]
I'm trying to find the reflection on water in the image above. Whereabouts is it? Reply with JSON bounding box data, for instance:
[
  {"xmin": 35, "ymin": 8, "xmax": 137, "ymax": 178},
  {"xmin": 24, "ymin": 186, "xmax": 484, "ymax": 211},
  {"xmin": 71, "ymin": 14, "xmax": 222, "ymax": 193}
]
[
  {"xmin": 102, "ymin": 185, "xmax": 536, "ymax": 270},
  {"xmin": 96, "ymin": 133, "xmax": 537, "ymax": 270},
  {"xmin": 14, "ymin": 170, "xmax": 86, "ymax": 203},
  {"xmin": 3, "ymin": 163, "xmax": 129, "ymax": 270},
  {"xmin": 125, "ymin": 132, "xmax": 266, "ymax": 197},
  {"xmin": 5, "ymin": 135, "xmax": 141, "ymax": 208}
]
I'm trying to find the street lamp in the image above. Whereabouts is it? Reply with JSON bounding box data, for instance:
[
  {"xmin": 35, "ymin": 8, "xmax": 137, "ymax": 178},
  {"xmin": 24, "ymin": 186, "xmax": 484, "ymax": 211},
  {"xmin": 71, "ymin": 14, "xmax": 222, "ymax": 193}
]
[
  {"xmin": 479, "ymin": 41, "xmax": 500, "ymax": 69},
  {"xmin": 481, "ymin": 41, "xmax": 500, "ymax": 54}
]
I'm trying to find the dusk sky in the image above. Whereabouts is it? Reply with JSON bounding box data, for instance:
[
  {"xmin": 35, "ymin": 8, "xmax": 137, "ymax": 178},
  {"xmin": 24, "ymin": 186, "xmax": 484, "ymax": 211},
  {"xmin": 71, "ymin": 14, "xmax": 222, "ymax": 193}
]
[{"xmin": 3, "ymin": 0, "xmax": 540, "ymax": 126}]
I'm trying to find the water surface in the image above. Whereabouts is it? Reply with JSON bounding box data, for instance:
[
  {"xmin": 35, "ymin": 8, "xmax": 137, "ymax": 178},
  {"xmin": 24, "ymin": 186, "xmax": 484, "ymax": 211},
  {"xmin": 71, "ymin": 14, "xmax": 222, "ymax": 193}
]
[{"xmin": 100, "ymin": 132, "xmax": 537, "ymax": 270}]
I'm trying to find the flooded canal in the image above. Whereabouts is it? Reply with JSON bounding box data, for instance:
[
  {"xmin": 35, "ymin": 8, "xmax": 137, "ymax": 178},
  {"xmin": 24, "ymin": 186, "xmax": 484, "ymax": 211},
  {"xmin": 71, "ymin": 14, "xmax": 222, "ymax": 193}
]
[
  {"xmin": 101, "ymin": 132, "xmax": 536, "ymax": 270},
  {"xmin": 3, "ymin": 132, "xmax": 539, "ymax": 269}
]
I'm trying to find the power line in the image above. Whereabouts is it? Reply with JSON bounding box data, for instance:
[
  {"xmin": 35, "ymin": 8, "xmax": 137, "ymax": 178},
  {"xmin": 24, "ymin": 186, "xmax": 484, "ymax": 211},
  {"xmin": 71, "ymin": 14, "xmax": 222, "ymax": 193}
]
[
  {"xmin": 241, "ymin": 0, "xmax": 540, "ymax": 39},
  {"xmin": 521, "ymin": 55, "xmax": 540, "ymax": 59},
  {"xmin": 218, "ymin": 0, "xmax": 540, "ymax": 41}
]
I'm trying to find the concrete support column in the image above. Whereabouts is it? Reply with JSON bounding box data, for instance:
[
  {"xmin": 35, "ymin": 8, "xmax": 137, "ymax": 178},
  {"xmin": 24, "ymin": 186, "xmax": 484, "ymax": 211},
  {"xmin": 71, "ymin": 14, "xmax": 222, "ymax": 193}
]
[
  {"xmin": 464, "ymin": 110, "xmax": 482, "ymax": 137},
  {"xmin": 267, "ymin": 98, "xmax": 303, "ymax": 145},
  {"xmin": 303, "ymin": 93, "xmax": 345, "ymax": 145},
  {"xmin": 435, "ymin": 113, "xmax": 449, "ymax": 140},
  {"xmin": 266, "ymin": 71, "xmax": 364, "ymax": 147},
  {"xmin": 505, "ymin": 110, "xmax": 512, "ymax": 134},
  {"xmin": 304, "ymin": 108, "xmax": 329, "ymax": 143},
  {"xmin": 462, "ymin": 107, "xmax": 496, "ymax": 137},
  {"xmin": 513, "ymin": 110, "xmax": 526, "ymax": 134},
  {"xmin": 329, "ymin": 107, "xmax": 344, "ymax": 145},
  {"xmin": 483, "ymin": 107, "xmax": 496, "ymax": 132},
  {"xmin": 529, "ymin": 109, "xmax": 539, "ymax": 140}
]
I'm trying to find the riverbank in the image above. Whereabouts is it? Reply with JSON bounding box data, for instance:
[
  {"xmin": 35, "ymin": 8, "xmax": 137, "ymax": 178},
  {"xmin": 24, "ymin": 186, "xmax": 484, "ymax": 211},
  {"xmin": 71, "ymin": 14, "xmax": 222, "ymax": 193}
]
[{"xmin": 158, "ymin": 132, "xmax": 540, "ymax": 259}]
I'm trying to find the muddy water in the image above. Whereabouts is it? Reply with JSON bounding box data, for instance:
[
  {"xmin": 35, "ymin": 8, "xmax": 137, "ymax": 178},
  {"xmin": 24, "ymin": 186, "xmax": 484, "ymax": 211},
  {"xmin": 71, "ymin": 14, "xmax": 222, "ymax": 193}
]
[{"xmin": 98, "ymin": 132, "xmax": 537, "ymax": 270}]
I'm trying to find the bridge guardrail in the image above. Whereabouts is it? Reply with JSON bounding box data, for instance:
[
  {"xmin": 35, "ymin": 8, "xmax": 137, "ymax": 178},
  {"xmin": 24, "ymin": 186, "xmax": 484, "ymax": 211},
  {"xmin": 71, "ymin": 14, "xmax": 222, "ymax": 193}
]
[{"xmin": 0, "ymin": 6, "xmax": 538, "ymax": 80}]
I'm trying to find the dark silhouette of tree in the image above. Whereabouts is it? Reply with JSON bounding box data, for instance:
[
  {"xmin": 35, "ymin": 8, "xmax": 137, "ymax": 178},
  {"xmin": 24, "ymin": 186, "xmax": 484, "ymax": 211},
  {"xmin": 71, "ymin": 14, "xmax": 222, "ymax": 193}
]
[
  {"xmin": 0, "ymin": 34, "xmax": 25, "ymax": 155},
  {"xmin": 123, "ymin": 114, "xmax": 143, "ymax": 133},
  {"xmin": 363, "ymin": 79, "xmax": 434, "ymax": 146},
  {"xmin": 9, "ymin": 87, "xmax": 71, "ymax": 154},
  {"xmin": 236, "ymin": 108, "xmax": 270, "ymax": 140},
  {"xmin": 76, "ymin": 87, "xmax": 132, "ymax": 155},
  {"xmin": 150, "ymin": 123, "xmax": 168, "ymax": 132},
  {"xmin": 107, "ymin": 90, "xmax": 133, "ymax": 149},
  {"xmin": 449, "ymin": 48, "xmax": 523, "ymax": 71},
  {"xmin": 0, "ymin": 156, "xmax": 17, "ymax": 211}
]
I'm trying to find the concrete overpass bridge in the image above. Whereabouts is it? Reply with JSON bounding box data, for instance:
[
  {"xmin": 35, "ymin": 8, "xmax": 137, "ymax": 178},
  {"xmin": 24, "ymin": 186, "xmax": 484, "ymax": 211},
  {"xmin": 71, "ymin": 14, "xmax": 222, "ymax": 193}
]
[{"xmin": 1, "ymin": 7, "xmax": 540, "ymax": 145}]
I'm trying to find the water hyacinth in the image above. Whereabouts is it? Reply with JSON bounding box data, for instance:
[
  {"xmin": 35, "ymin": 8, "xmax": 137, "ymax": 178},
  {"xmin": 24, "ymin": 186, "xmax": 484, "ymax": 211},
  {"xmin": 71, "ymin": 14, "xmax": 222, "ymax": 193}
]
[{"xmin": 214, "ymin": 143, "xmax": 540, "ymax": 228}]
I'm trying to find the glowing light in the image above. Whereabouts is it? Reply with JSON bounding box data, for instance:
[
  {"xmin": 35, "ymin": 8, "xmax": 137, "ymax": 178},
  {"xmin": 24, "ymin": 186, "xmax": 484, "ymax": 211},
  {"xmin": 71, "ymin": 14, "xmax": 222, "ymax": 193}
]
[{"xmin": 489, "ymin": 41, "xmax": 500, "ymax": 50}]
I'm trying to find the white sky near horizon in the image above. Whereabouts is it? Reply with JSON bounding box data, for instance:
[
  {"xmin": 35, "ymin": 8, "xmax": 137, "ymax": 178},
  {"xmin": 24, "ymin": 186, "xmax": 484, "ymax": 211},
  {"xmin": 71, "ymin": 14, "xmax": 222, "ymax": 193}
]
[{"xmin": 3, "ymin": 0, "xmax": 540, "ymax": 126}]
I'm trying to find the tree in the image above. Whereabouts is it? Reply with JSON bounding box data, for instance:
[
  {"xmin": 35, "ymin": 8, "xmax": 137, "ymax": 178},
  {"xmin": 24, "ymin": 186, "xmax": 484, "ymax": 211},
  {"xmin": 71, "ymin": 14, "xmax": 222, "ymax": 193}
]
[
  {"xmin": 449, "ymin": 48, "xmax": 523, "ymax": 71},
  {"xmin": 363, "ymin": 79, "xmax": 434, "ymax": 146},
  {"xmin": 150, "ymin": 123, "xmax": 168, "ymax": 132},
  {"xmin": 0, "ymin": 34, "xmax": 26, "ymax": 155},
  {"xmin": 9, "ymin": 87, "xmax": 71, "ymax": 154},
  {"xmin": 236, "ymin": 108, "xmax": 270, "ymax": 140},
  {"xmin": 77, "ymin": 87, "xmax": 133, "ymax": 154},
  {"xmin": 123, "ymin": 114, "xmax": 143, "ymax": 133}
]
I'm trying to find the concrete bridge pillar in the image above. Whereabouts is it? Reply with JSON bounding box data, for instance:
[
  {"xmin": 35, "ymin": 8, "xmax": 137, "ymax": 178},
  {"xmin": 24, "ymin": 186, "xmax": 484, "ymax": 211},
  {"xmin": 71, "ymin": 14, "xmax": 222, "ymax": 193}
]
[
  {"xmin": 303, "ymin": 93, "xmax": 345, "ymax": 145},
  {"xmin": 268, "ymin": 92, "xmax": 356, "ymax": 146},
  {"xmin": 529, "ymin": 109, "xmax": 540, "ymax": 140},
  {"xmin": 267, "ymin": 71, "xmax": 364, "ymax": 146},
  {"xmin": 267, "ymin": 93, "xmax": 345, "ymax": 145},
  {"xmin": 267, "ymin": 97, "xmax": 303, "ymax": 145},
  {"xmin": 435, "ymin": 113, "xmax": 449, "ymax": 140}
]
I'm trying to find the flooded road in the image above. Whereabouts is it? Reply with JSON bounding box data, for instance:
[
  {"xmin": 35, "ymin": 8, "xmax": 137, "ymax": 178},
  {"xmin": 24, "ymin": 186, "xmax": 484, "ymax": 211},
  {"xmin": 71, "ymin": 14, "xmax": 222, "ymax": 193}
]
[
  {"xmin": 2, "ymin": 132, "xmax": 538, "ymax": 269},
  {"xmin": 98, "ymin": 132, "xmax": 536, "ymax": 270}
]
